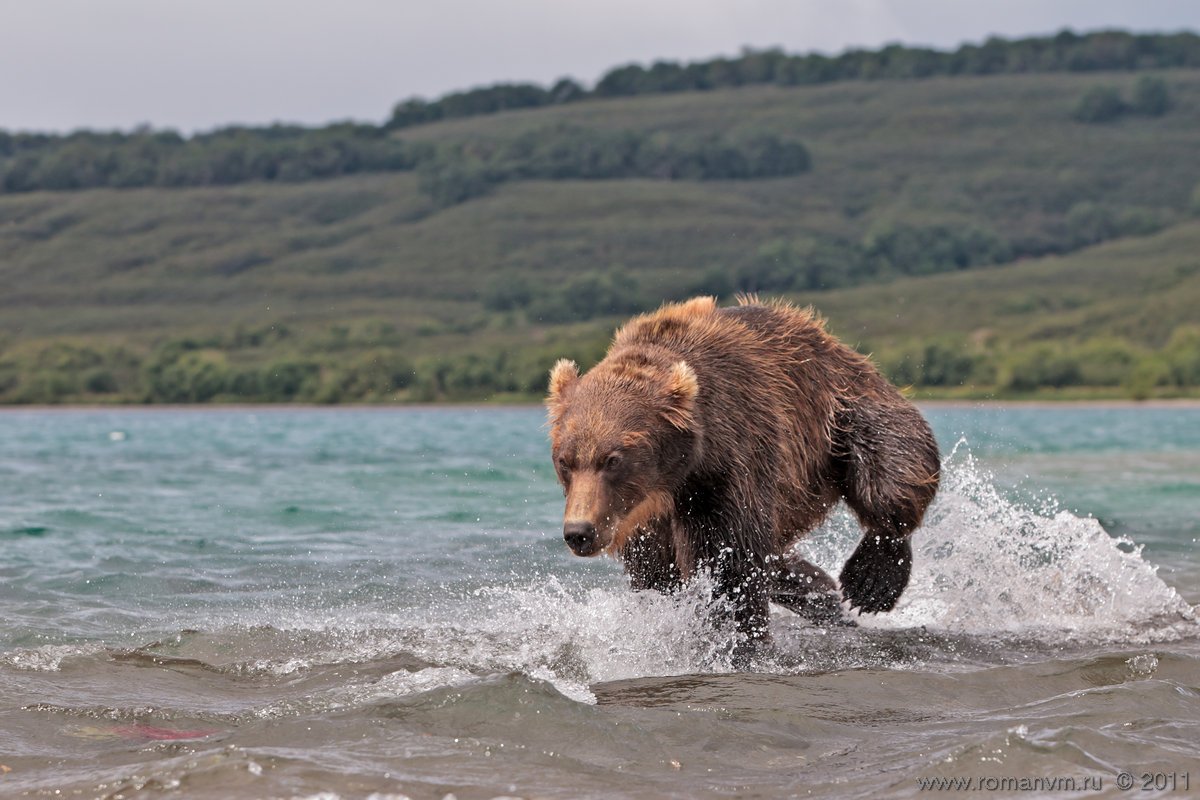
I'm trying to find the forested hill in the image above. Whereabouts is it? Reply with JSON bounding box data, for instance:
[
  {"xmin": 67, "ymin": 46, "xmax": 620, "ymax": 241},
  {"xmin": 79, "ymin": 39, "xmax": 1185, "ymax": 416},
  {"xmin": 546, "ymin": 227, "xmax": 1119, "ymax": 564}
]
[
  {"xmin": 1, "ymin": 32, "xmax": 1200, "ymax": 404},
  {"xmin": 385, "ymin": 28, "xmax": 1200, "ymax": 128},
  {"xmin": 2, "ymin": 29, "xmax": 1198, "ymax": 198}
]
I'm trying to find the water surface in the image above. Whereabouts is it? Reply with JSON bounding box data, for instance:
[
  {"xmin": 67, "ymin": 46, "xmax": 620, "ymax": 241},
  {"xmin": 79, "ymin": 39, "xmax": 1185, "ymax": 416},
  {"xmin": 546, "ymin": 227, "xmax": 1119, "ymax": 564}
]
[{"xmin": 1, "ymin": 406, "xmax": 1198, "ymax": 798}]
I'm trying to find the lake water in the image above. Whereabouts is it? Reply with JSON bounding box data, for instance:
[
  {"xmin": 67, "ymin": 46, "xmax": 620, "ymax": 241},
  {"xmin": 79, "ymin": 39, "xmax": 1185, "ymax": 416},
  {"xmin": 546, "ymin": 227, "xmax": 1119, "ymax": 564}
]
[{"xmin": 1, "ymin": 406, "xmax": 1198, "ymax": 799}]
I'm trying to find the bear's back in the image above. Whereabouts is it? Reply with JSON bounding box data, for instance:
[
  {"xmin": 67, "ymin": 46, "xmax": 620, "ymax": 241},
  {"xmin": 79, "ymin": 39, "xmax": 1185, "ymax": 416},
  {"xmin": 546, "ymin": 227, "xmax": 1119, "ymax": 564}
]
[
  {"xmin": 717, "ymin": 300, "xmax": 865, "ymax": 381},
  {"xmin": 613, "ymin": 297, "xmax": 868, "ymax": 394}
]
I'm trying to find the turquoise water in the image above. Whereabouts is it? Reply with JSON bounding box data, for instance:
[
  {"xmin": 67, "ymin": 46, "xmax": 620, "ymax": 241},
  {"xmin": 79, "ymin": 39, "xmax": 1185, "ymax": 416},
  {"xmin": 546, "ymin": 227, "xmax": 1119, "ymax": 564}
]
[{"xmin": 2, "ymin": 406, "xmax": 1198, "ymax": 798}]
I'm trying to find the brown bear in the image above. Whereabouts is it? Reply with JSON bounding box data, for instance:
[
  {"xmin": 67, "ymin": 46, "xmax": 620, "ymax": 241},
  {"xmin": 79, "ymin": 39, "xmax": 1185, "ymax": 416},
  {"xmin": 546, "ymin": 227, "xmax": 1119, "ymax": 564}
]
[{"xmin": 545, "ymin": 296, "xmax": 940, "ymax": 647}]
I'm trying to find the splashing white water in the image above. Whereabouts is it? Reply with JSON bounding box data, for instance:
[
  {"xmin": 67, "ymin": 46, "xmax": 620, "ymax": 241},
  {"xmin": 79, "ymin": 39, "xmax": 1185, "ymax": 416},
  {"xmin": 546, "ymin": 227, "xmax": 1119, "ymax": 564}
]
[
  {"xmin": 797, "ymin": 440, "xmax": 1196, "ymax": 641},
  {"xmin": 391, "ymin": 573, "xmax": 741, "ymax": 702},
  {"xmin": 0, "ymin": 643, "xmax": 107, "ymax": 672}
]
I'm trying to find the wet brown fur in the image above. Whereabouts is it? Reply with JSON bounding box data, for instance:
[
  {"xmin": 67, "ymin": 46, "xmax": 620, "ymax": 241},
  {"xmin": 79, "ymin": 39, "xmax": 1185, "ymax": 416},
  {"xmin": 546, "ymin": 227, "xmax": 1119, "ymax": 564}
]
[{"xmin": 546, "ymin": 296, "xmax": 941, "ymax": 642}]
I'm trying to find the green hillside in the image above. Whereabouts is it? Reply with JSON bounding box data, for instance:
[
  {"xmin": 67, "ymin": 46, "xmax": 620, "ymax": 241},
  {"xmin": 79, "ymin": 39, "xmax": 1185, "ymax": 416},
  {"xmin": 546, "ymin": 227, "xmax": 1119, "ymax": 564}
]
[
  {"xmin": 2, "ymin": 67, "xmax": 1200, "ymax": 403},
  {"xmin": 815, "ymin": 221, "xmax": 1200, "ymax": 398}
]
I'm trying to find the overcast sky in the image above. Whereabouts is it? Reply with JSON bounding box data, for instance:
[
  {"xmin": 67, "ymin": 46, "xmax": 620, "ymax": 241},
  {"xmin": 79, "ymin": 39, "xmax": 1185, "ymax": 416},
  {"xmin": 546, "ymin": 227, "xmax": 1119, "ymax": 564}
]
[{"xmin": 3, "ymin": 0, "xmax": 1199, "ymax": 133}]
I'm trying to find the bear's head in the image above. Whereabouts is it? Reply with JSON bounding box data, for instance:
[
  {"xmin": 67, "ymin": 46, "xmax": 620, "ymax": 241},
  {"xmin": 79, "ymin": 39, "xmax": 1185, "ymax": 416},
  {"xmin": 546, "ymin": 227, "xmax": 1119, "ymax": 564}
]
[{"xmin": 545, "ymin": 352, "xmax": 700, "ymax": 557}]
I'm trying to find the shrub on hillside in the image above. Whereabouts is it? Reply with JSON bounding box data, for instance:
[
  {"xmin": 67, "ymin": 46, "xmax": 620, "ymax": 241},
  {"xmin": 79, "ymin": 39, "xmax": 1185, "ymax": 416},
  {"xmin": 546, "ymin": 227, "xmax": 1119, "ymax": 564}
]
[
  {"xmin": 2, "ymin": 343, "xmax": 138, "ymax": 402},
  {"xmin": 1131, "ymin": 75, "xmax": 1171, "ymax": 116},
  {"xmin": 416, "ymin": 157, "xmax": 497, "ymax": 207},
  {"xmin": 1071, "ymin": 86, "xmax": 1127, "ymax": 122},
  {"xmin": 1071, "ymin": 78, "xmax": 1172, "ymax": 124},
  {"xmin": 1004, "ymin": 345, "xmax": 1082, "ymax": 391},
  {"xmin": 526, "ymin": 270, "xmax": 649, "ymax": 323},
  {"xmin": 882, "ymin": 339, "xmax": 985, "ymax": 388},
  {"xmin": 861, "ymin": 222, "xmax": 1013, "ymax": 277},
  {"xmin": 1063, "ymin": 203, "xmax": 1169, "ymax": 248},
  {"xmin": 261, "ymin": 359, "xmax": 321, "ymax": 401},
  {"xmin": 143, "ymin": 348, "xmax": 231, "ymax": 403},
  {"xmin": 334, "ymin": 350, "xmax": 415, "ymax": 399},
  {"xmin": 481, "ymin": 274, "xmax": 535, "ymax": 311},
  {"xmin": 1073, "ymin": 339, "xmax": 1140, "ymax": 386},
  {"xmin": 1165, "ymin": 326, "xmax": 1200, "ymax": 387}
]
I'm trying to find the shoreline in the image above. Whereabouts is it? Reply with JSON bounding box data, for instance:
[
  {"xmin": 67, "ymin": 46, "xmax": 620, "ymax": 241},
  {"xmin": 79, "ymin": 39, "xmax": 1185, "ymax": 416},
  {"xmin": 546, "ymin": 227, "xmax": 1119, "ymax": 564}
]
[
  {"xmin": 3, "ymin": 398, "xmax": 1200, "ymax": 413},
  {"xmin": 916, "ymin": 398, "xmax": 1200, "ymax": 409}
]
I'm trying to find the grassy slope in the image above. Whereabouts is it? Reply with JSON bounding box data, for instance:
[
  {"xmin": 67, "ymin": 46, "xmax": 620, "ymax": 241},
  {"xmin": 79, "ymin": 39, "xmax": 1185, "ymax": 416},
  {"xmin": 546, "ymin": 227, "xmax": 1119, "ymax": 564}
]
[
  {"xmin": 812, "ymin": 220, "xmax": 1200, "ymax": 347},
  {"xmin": 1, "ymin": 70, "xmax": 1199, "ymax": 399},
  {"xmin": 399, "ymin": 71, "xmax": 1200, "ymax": 242}
]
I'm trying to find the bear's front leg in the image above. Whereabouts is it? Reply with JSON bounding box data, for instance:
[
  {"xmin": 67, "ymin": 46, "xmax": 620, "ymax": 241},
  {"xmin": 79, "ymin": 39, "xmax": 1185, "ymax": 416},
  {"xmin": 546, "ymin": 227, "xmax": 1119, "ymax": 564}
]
[
  {"xmin": 839, "ymin": 532, "xmax": 913, "ymax": 613},
  {"xmin": 621, "ymin": 522, "xmax": 683, "ymax": 593},
  {"xmin": 709, "ymin": 554, "xmax": 771, "ymax": 666},
  {"xmin": 676, "ymin": 479, "xmax": 775, "ymax": 664}
]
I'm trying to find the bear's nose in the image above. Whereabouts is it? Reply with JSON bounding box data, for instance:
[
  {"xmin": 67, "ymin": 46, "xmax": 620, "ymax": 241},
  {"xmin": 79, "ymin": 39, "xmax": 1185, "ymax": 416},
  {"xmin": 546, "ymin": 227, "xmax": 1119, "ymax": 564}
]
[{"xmin": 563, "ymin": 520, "xmax": 597, "ymax": 555}]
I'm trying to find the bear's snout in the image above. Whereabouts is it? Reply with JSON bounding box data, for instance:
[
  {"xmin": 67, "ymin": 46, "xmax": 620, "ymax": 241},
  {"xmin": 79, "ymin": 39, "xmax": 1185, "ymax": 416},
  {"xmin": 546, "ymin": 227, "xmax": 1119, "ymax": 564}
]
[{"xmin": 563, "ymin": 520, "xmax": 600, "ymax": 556}]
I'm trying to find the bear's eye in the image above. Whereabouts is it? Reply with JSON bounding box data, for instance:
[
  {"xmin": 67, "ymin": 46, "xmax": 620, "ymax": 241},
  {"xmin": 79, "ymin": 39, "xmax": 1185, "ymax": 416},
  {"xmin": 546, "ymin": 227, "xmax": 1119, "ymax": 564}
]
[
  {"xmin": 556, "ymin": 456, "xmax": 571, "ymax": 483},
  {"xmin": 602, "ymin": 453, "xmax": 623, "ymax": 472}
]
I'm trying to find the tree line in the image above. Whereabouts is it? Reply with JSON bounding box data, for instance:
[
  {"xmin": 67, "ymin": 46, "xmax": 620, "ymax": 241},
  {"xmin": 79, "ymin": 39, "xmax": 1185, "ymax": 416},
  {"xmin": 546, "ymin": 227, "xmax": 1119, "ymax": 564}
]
[
  {"xmin": 0, "ymin": 123, "xmax": 809, "ymax": 205},
  {"xmin": 0, "ymin": 326, "xmax": 604, "ymax": 405},
  {"xmin": 0, "ymin": 124, "xmax": 419, "ymax": 192},
  {"xmin": 4, "ymin": 324, "xmax": 1199, "ymax": 404},
  {"xmin": 878, "ymin": 328, "xmax": 1200, "ymax": 400},
  {"xmin": 417, "ymin": 124, "xmax": 811, "ymax": 206},
  {"xmin": 385, "ymin": 30, "xmax": 1200, "ymax": 130}
]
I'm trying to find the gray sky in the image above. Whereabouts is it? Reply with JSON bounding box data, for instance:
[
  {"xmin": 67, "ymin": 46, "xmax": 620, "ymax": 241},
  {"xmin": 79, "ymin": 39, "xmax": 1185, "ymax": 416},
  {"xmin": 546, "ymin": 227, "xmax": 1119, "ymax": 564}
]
[{"xmin": 3, "ymin": 0, "xmax": 1199, "ymax": 133}]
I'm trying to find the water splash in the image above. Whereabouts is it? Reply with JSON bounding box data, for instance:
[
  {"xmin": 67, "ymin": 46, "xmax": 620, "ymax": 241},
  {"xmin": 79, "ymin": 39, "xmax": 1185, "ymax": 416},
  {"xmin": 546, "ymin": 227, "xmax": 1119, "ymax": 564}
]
[
  {"xmin": 282, "ymin": 441, "xmax": 1196, "ymax": 700},
  {"xmin": 379, "ymin": 573, "xmax": 741, "ymax": 702},
  {"xmin": 0, "ymin": 643, "xmax": 106, "ymax": 671},
  {"xmin": 209, "ymin": 441, "xmax": 1198, "ymax": 702},
  {"xmin": 798, "ymin": 439, "xmax": 1196, "ymax": 641}
]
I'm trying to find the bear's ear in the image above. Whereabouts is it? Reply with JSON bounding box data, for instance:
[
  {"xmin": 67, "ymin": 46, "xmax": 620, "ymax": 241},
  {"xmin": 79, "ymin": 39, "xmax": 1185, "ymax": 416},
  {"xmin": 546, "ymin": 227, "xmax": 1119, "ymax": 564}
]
[
  {"xmin": 662, "ymin": 360, "xmax": 699, "ymax": 431},
  {"xmin": 546, "ymin": 358, "xmax": 579, "ymax": 424}
]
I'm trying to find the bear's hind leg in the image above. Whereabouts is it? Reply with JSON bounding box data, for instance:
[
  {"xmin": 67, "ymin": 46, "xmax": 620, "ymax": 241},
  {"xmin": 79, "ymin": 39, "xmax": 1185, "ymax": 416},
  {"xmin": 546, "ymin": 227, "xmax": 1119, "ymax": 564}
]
[{"xmin": 769, "ymin": 553, "xmax": 847, "ymax": 624}]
